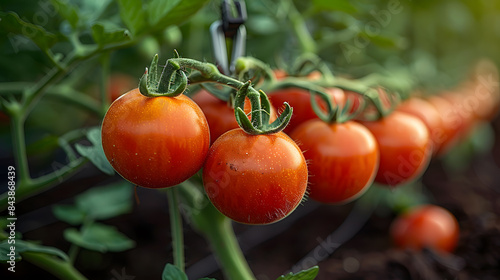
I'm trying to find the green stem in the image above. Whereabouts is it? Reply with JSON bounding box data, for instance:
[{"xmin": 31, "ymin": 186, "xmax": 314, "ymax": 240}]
[
  {"xmin": 204, "ymin": 217, "xmax": 255, "ymax": 280},
  {"xmin": 99, "ymin": 52, "xmax": 111, "ymax": 114},
  {"xmin": 22, "ymin": 252, "xmax": 87, "ymax": 280},
  {"xmin": 176, "ymin": 182, "xmax": 255, "ymax": 280},
  {"xmin": 68, "ymin": 244, "xmax": 80, "ymax": 265},
  {"xmin": 0, "ymin": 157, "xmax": 88, "ymax": 211},
  {"xmin": 166, "ymin": 187, "xmax": 185, "ymax": 272},
  {"xmin": 10, "ymin": 112, "xmax": 31, "ymax": 184},
  {"xmin": 286, "ymin": 0, "xmax": 317, "ymax": 54}
]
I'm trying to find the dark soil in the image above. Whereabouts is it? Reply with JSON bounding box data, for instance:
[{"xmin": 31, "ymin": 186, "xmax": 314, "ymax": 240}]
[{"xmin": 2, "ymin": 115, "xmax": 500, "ymax": 280}]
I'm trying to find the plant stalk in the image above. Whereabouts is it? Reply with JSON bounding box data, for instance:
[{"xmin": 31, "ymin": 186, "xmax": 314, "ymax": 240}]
[{"xmin": 167, "ymin": 186, "xmax": 185, "ymax": 272}]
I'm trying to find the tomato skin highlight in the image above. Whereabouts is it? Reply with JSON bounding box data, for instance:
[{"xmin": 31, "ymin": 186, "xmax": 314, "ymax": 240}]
[
  {"xmin": 359, "ymin": 112, "xmax": 432, "ymax": 187},
  {"xmin": 101, "ymin": 88, "xmax": 210, "ymax": 188},
  {"xmin": 192, "ymin": 89, "xmax": 277, "ymax": 144},
  {"xmin": 290, "ymin": 120, "xmax": 379, "ymax": 204},
  {"xmin": 390, "ymin": 205, "xmax": 460, "ymax": 253},
  {"xmin": 203, "ymin": 129, "xmax": 308, "ymax": 225}
]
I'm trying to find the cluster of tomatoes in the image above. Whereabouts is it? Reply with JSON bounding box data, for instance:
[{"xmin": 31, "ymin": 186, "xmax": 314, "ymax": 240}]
[{"xmin": 100, "ymin": 61, "xmax": 498, "ymax": 253}]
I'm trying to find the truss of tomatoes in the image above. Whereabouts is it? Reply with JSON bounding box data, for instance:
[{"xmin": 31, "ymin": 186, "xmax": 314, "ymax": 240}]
[{"xmin": 103, "ymin": 80, "xmax": 490, "ymax": 224}]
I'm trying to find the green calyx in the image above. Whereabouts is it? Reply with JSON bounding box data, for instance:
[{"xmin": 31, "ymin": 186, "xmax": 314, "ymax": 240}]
[
  {"xmin": 139, "ymin": 54, "xmax": 188, "ymax": 98},
  {"xmin": 234, "ymin": 81, "xmax": 292, "ymax": 135}
]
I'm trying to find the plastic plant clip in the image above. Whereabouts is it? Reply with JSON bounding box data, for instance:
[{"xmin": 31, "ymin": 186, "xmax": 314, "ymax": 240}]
[{"xmin": 210, "ymin": 0, "xmax": 247, "ymax": 75}]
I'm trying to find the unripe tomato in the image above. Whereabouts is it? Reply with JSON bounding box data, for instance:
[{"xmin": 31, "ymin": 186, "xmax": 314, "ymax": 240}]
[
  {"xmin": 102, "ymin": 88, "xmax": 210, "ymax": 188},
  {"xmin": 203, "ymin": 129, "xmax": 308, "ymax": 224},
  {"xmin": 290, "ymin": 120, "xmax": 379, "ymax": 204},
  {"xmin": 192, "ymin": 89, "xmax": 277, "ymax": 144},
  {"xmin": 359, "ymin": 112, "xmax": 432, "ymax": 187},
  {"xmin": 268, "ymin": 87, "xmax": 344, "ymax": 134},
  {"xmin": 390, "ymin": 205, "xmax": 460, "ymax": 253},
  {"xmin": 397, "ymin": 97, "xmax": 443, "ymax": 155}
]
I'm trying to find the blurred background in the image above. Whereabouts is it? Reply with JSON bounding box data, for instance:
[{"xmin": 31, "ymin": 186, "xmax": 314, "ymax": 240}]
[{"xmin": 1, "ymin": 0, "xmax": 500, "ymax": 279}]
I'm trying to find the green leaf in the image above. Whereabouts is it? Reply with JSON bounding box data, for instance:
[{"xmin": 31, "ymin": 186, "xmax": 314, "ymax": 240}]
[
  {"xmin": 64, "ymin": 223, "xmax": 135, "ymax": 253},
  {"xmin": 52, "ymin": 205, "xmax": 86, "ymax": 225},
  {"xmin": 26, "ymin": 135, "xmax": 59, "ymax": 156},
  {"xmin": 198, "ymin": 278, "xmax": 217, "ymax": 280},
  {"xmin": 117, "ymin": 0, "xmax": 147, "ymax": 35},
  {"xmin": 0, "ymin": 240, "xmax": 69, "ymax": 263},
  {"xmin": 75, "ymin": 181, "xmax": 133, "ymax": 220},
  {"xmin": 276, "ymin": 266, "xmax": 319, "ymax": 280},
  {"xmin": 162, "ymin": 263, "xmax": 188, "ymax": 280},
  {"xmin": 0, "ymin": 11, "xmax": 58, "ymax": 51},
  {"xmin": 50, "ymin": 0, "xmax": 80, "ymax": 30},
  {"xmin": 75, "ymin": 127, "xmax": 114, "ymax": 175},
  {"xmin": 312, "ymin": 0, "xmax": 357, "ymax": 14},
  {"xmin": 91, "ymin": 23, "xmax": 131, "ymax": 47},
  {"xmin": 147, "ymin": 0, "xmax": 211, "ymax": 31}
]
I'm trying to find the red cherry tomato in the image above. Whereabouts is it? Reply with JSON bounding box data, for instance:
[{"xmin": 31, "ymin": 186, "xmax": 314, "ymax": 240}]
[
  {"xmin": 359, "ymin": 112, "xmax": 432, "ymax": 187},
  {"xmin": 426, "ymin": 95, "xmax": 464, "ymax": 156},
  {"xmin": 268, "ymin": 87, "xmax": 344, "ymax": 134},
  {"xmin": 108, "ymin": 73, "xmax": 137, "ymax": 102},
  {"xmin": 390, "ymin": 205, "xmax": 460, "ymax": 253},
  {"xmin": 102, "ymin": 88, "xmax": 210, "ymax": 188},
  {"xmin": 203, "ymin": 129, "xmax": 308, "ymax": 224},
  {"xmin": 192, "ymin": 89, "xmax": 277, "ymax": 144},
  {"xmin": 397, "ymin": 97, "xmax": 443, "ymax": 155},
  {"xmin": 290, "ymin": 120, "xmax": 379, "ymax": 203}
]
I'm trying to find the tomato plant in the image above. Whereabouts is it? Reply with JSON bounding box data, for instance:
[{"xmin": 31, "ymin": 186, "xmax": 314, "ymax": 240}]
[
  {"xmin": 192, "ymin": 89, "xmax": 277, "ymax": 144},
  {"xmin": 359, "ymin": 111, "xmax": 432, "ymax": 187},
  {"xmin": 290, "ymin": 120, "xmax": 379, "ymax": 204},
  {"xmin": 101, "ymin": 88, "xmax": 210, "ymax": 188},
  {"xmin": 203, "ymin": 129, "xmax": 308, "ymax": 224},
  {"xmin": 390, "ymin": 205, "xmax": 460, "ymax": 253}
]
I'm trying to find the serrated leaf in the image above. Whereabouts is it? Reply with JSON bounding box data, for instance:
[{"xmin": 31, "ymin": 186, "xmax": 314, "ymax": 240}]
[
  {"xmin": 162, "ymin": 263, "xmax": 188, "ymax": 280},
  {"xmin": 117, "ymin": 0, "xmax": 147, "ymax": 35},
  {"xmin": 276, "ymin": 266, "xmax": 319, "ymax": 280},
  {"xmin": 91, "ymin": 23, "xmax": 131, "ymax": 47},
  {"xmin": 53, "ymin": 204, "xmax": 86, "ymax": 225},
  {"xmin": 0, "ymin": 240, "xmax": 69, "ymax": 263},
  {"xmin": 312, "ymin": 0, "xmax": 357, "ymax": 14},
  {"xmin": 0, "ymin": 11, "xmax": 57, "ymax": 51},
  {"xmin": 64, "ymin": 223, "xmax": 135, "ymax": 253},
  {"xmin": 75, "ymin": 181, "xmax": 133, "ymax": 220},
  {"xmin": 75, "ymin": 127, "xmax": 114, "ymax": 175},
  {"xmin": 147, "ymin": 0, "xmax": 210, "ymax": 32},
  {"xmin": 50, "ymin": 0, "xmax": 79, "ymax": 29}
]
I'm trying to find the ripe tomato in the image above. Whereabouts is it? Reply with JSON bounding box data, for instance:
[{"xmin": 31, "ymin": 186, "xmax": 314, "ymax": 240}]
[
  {"xmin": 426, "ymin": 95, "xmax": 464, "ymax": 156},
  {"xmin": 290, "ymin": 120, "xmax": 379, "ymax": 204},
  {"xmin": 203, "ymin": 129, "xmax": 308, "ymax": 224},
  {"xmin": 108, "ymin": 73, "xmax": 137, "ymax": 102},
  {"xmin": 192, "ymin": 89, "xmax": 277, "ymax": 144},
  {"xmin": 101, "ymin": 88, "xmax": 210, "ymax": 188},
  {"xmin": 397, "ymin": 97, "xmax": 443, "ymax": 155},
  {"xmin": 359, "ymin": 112, "xmax": 432, "ymax": 187},
  {"xmin": 390, "ymin": 205, "xmax": 459, "ymax": 253},
  {"xmin": 268, "ymin": 87, "xmax": 344, "ymax": 134}
]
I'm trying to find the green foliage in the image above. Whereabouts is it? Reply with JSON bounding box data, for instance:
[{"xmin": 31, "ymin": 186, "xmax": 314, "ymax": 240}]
[
  {"xmin": 53, "ymin": 181, "xmax": 133, "ymax": 224},
  {"xmin": 0, "ymin": 11, "xmax": 57, "ymax": 51},
  {"xmin": 162, "ymin": 263, "xmax": 188, "ymax": 280},
  {"xmin": 75, "ymin": 127, "xmax": 114, "ymax": 175},
  {"xmin": 0, "ymin": 240, "xmax": 69, "ymax": 262},
  {"xmin": 276, "ymin": 266, "xmax": 319, "ymax": 280},
  {"xmin": 161, "ymin": 263, "xmax": 216, "ymax": 280},
  {"xmin": 64, "ymin": 223, "xmax": 135, "ymax": 253}
]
